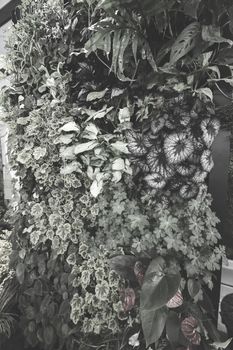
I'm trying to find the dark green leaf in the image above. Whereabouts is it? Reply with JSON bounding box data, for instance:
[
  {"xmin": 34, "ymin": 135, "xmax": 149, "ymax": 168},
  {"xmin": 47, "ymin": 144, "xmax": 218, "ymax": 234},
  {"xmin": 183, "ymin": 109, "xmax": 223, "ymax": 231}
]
[
  {"xmin": 183, "ymin": 0, "xmax": 201, "ymax": 19},
  {"xmin": 140, "ymin": 257, "xmax": 181, "ymax": 311},
  {"xmin": 16, "ymin": 262, "xmax": 25, "ymax": 284},
  {"xmin": 142, "ymin": 0, "xmax": 176, "ymax": 16},
  {"xmin": 166, "ymin": 312, "xmax": 180, "ymax": 345},
  {"xmin": 140, "ymin": 306, "xmax": 168, "ymax": 347},
  {"xmin": 109, "ymin": 255, "xmax": 137, "ymax": 281},
  {"xmin": 170, "ymin": 22, "xmax": 201, "ymax": 64},
  {"xmin": 187, "ymin": 278, "xmax": 201, "ymax": 298},
  {"xmin": 43, "ymin": 325, "xmax": 54, "ymax": 345}
]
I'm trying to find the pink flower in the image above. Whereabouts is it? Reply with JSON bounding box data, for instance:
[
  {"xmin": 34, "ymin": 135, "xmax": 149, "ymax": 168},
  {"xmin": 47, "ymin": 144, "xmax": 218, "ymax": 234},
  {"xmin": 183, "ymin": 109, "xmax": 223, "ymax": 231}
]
[
  {"xmin": 121, "ymin": 288, "xmax": 136, "ymax": 312},
  {"xmin": 166, "ymin": 289, "xmax": 183, "ymax": 308},
  {"xmin": 181, "ymin": 316, "xmax": 201, "ymax": 345}
]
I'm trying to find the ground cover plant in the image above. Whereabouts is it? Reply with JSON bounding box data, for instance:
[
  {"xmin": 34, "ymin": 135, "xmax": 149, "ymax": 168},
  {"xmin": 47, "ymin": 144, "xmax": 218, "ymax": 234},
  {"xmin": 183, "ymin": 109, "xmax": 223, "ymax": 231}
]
[{"xmin": 2, "ymin": 0, "xmax": 233, "ymax": 349}]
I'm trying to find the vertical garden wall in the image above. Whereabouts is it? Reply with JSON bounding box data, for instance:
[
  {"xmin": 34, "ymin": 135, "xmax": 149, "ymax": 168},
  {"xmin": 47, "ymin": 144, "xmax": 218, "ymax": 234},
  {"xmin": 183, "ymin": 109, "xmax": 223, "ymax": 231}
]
[{"xmin": 1, "ymin": 0, "xmax": 233, "ymax": 349}]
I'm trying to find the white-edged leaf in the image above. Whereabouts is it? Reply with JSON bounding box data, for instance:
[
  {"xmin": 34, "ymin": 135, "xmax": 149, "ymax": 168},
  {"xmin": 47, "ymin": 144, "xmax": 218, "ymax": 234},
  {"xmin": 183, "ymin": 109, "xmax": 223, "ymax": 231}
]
[
  {"xmin": 86, "ymin": 88, "xmax": 108, "ymax": 101},
  {"xmin": 59, "ymin": 121, "xmax": 79, "ymax": 133},
  {"xmin": 118, "ymin": 107, "xmax": 131, "ymax": 123},
  {"xmin": 202, "ymin": 25, "xmax": 233, "ymax": 46},
  {"xmin": 111, "ymin": 88, "xmax": 124, "ymax": 98},
  {"xmin": 211, "ymin": 338, "xmax": 232, "ymax": 349},
  {"xmin": 196, "ymin": 87, "xmax": 213, "ymax": 101},
  {"xmin": 60, "ymin": 161, "xmax": 81, "ymax": 175},
  {"xmin": 112, "ymin": 171, "xmax": 122, "ymax": 183},
  {"xmin": 58, "ymin": 134, "xmax": 74, "ymax": 144},
  {"xmin": 170, "ymin": 22, "xmax": 201, "ymax": 64},
  {"xmin": 74, "ymin": 141, "xmax": 98, "ymax": 154},
  {"xmin": 208, "ymin": 78, "xmax": 233, "ymax": 86},
  {"xmin": 90, "ymin": 179, "xmax": 103, "ymax": 198},
  {"xmin": 60, "ymin": 146, "xmax": 76, "ymax": 160},
  {"xmin": 208, "ymin": 66, "xmax": 221, "ymax": 78},
  {"xmin": 112, "ymin": 158, "xmax": 125, "ymax": 171},
  {"xmin": 82, "ymin": 123, "xmax": 99, "ymax": 140},
  {"xmin": 202, "ymin": 51, "xmax": 213, "ymax": 66},
  {"xmin": 111, "ymin": 141, "xmax": 130, "ymax": 154}
]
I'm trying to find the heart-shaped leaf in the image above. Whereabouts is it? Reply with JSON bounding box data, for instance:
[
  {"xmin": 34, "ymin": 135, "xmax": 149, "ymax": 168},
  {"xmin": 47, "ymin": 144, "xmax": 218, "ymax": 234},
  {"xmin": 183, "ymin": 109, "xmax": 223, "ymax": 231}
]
[
  {"xmin": 140, "ymin": 306, "xmax": 168, "ymax": 347},
  {"xmin": 188, "ymin": 278, "xmax": 201, "ymax": 298},
  {"xmin": 109, "ymin": 255, "xmax": 137, "ymax": 281},
  {"xmin": 166, "ymin": 311, "xmax": 180, "ymax": 345},
  {"xmin": 140, "ymin": 257, "xmax": 181, "ymax": 311}
]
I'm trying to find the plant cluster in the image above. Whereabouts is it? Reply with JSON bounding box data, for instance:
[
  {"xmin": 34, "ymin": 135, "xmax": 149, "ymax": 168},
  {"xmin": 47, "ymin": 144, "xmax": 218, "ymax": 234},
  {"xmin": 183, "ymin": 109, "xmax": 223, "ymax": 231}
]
[
  {"xmin": 1, "ymin": 0, "xmax": 232, "ymax": 349},
  {"xmin": 126, "ymin": 92, "xmax": 220, "ymax": 198}
]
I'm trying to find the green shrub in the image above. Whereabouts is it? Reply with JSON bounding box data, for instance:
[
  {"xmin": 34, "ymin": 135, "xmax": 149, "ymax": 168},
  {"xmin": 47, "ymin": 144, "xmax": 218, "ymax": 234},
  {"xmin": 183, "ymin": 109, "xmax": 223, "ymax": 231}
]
[{"xmin": 1, "ymin": 0, "xmax": 231, "ymax": 349}]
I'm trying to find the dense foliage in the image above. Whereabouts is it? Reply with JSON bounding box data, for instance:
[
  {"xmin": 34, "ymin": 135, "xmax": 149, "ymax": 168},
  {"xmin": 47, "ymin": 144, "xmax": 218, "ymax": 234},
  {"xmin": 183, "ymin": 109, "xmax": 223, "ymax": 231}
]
[{"xmin": 1, "ymin": 0, "xmax": 233, "ymax": 349}]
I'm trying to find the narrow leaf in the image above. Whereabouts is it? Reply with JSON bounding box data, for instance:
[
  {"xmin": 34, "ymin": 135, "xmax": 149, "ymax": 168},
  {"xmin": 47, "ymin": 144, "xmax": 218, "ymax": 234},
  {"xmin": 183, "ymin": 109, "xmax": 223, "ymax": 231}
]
[{"xmin": 16, "ymin": 262, "xmax": 25, "ymax": 285}]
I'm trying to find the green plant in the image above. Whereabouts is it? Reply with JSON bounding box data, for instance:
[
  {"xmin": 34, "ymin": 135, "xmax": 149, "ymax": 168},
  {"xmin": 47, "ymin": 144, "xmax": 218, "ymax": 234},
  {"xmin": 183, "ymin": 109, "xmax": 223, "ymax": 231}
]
[{"xmin": 1, "ymin": 0, "xmax": 232, "ymax": 349}]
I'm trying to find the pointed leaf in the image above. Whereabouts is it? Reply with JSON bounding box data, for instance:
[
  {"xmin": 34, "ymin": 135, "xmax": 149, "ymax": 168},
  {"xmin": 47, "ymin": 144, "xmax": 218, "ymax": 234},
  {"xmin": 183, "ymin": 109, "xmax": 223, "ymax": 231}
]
[
  {"xmin": 166, "ymin": 312, "xmax": 180, "ymax": 345},
  {"xmin": 16, "ymin": 262, "xmax": 25, "ymax": 284},
  {"xmin": 187, "ymin": 279, "xmax": 201, "ymax": 298},
  {"xmin": 140, "ymin": 257, "xmax": 181, "ymax": 311},
  {"xmin": 140, "ymin": 307, "xmax": 168, "ymax": 347},
  {"xmin": 202, "ymin": 25, "xmax": 233, "ymax": 46},
  {"xmin": 170, "ymin": 22, "xmax": 201, "ymax": 64},
  {"xmin": 74, "ymin": 141, "xmax": 98, "ymax": 154},
  {"xmin": 86, "ymin": 89, "xmax": 108, "ymax": 101},
  {"xmin": 211, "ymin": 338, "xmax": 232, "ymax": 349}
]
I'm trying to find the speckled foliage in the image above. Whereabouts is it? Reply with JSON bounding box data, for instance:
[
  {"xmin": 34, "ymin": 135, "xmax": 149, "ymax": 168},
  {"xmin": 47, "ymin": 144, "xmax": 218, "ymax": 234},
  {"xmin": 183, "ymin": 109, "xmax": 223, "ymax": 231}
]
[{"xmin": 1, "ymin": 0, "xmax": 232, "ymax": 349}]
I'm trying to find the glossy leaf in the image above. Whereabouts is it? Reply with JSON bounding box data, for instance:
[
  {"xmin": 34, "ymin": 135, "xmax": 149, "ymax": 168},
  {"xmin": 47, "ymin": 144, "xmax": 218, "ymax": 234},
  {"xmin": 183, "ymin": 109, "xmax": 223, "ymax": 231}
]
[
  {"xmin": 140, "ymin": 306, "xmax": 168, "ymax": 347},
  {"xmin": 188, "ymin": 278, "xmax": 201, "ymax": 298},
  {"xmin": 166, "ymin": 311, "xmax": 180, "ymax": 345},
  {"xmin": 140, "ymin": 257, "xmax": 181, "ymax": 311}
]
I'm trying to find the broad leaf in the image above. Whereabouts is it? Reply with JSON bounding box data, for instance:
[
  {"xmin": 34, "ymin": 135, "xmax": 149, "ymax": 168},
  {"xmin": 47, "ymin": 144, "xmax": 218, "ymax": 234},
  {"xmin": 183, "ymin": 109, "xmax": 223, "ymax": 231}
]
[
  {"xmin": 202, "ymin": 26, "xmax": 233, "ymax": 46},
  {"xmin": 196, "ymin": 87, "xmax": 213, "ymax": 101},
  {"xmin": 109, "ymin": 255, "xmax": 137, "ymax": 281},
  {"xmin": 166, "ymin": 312, "xmax": 180, "ymax": 345},
  {"xmin": 90, "ymin": 179, "xmax": 103, "ymax": 197},
  {"xmin": 140, "ymin": 257, "xmax": 181, "ymax": 311},
  {"xmin": 170, "ymin": 22, "xmax": 201, "ymax": 64},
  {"xmin": 74, "ymin": 141, "xmax": 98, "ymax": 154},
  {"xmin": 187, "ymin": 278, "xmax": 201, "ymax": 298},
  {"xmin": 112, "ymin": 158, "xmax": 125, "ymax": 171},
  {"xmin": 140, "ymin": 306, "xmax": 168, "ymax": 347},
  {"xmin": 111, "ymin": 141, "xmax": 130, "ymax": 154},
  {"xmin": 86, "ymin": 88, "xmax": 108, "ymax": 101},
  {"xmin": 59, "ymin": 121, "xmax": 79, "ymax": 133}
]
